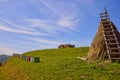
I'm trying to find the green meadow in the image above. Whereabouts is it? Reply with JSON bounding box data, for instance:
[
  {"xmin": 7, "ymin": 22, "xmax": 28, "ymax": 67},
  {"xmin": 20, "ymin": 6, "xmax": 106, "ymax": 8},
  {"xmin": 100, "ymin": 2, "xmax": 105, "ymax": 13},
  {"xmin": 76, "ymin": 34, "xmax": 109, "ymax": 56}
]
[{"xmin": 0, "ymin": 47, "xmax": 120, "ymax": 80}]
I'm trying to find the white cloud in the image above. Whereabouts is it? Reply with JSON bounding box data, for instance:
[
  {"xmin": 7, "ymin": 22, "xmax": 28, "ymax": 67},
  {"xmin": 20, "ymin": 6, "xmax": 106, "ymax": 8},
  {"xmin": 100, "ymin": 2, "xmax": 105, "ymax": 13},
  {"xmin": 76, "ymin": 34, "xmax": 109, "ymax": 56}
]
[
  {"xmin": 26, "ymin": 19, "xmax": 46, "ymax": 26},
  {"xmin": 0, "ymin": 44, "xmax": 19, "ymax": 55},
  {"xmin": 23, "ymin": 37, "xmax": 63, "ymax": 49},
  {"xmin": 0, "ymin": 18, "xmax": 24, "ymax": 30},
  {"xmin": 25, "ymin": 37, "xmax": 60, "ymax": 45},
  {"xmin": 0, "ymin": 25, "xmax": 50, "ymax": 36},
  {"xmin": 26, "ymin": 18, "xmax": 56, "ymax": 33},
  {"xmin": 57, "ymin": 19, "xmax": 73, "ymax": 27},
  {"xmin": 24, "ymin": 37, "xmax": 84, "ymax": 49},
  {"xmin": 38, "ymin": 0, "xmax": 60, "ymax": 14},
  {"xmin": 26, "ymin": 17, "xmax": 79, "ymax": 34},
  {"xmin": 27, "ymin": 0, "xmax": 80, "ymax": 33},
  {"xmin": 19, "ymin": 39, "xmax": 58, "ymax": 50},
  {"xmin": 57, "ymin": 16, "xmax": 75, "ymax": 27},
  {"xmin": 57, "ymin": 15, "xmax": 79, "ymax": 31},
  {"xmin": 0, "ymin": 18, "xmax": 51, "ymax": 36}
]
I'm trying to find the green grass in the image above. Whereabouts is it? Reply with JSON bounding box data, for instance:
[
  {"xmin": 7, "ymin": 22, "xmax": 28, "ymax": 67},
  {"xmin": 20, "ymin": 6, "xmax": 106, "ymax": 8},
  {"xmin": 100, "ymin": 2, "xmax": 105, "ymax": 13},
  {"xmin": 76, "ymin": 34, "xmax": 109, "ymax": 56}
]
[
  {"xmin": 0, "ymin": 67, "xmax": 7, "ymax": 80},
  {"xmin": 1, "ymin": 47, "xmax": 120, "ymax": 80}
]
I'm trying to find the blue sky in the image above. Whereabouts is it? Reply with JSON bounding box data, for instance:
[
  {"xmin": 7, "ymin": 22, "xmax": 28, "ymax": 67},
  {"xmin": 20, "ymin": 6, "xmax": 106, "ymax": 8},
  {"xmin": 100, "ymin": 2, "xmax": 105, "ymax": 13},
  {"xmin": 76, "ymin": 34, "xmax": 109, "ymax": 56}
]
[{"xmin": 0, "ymin": 0, "xmax": 120, "ymax": 55}]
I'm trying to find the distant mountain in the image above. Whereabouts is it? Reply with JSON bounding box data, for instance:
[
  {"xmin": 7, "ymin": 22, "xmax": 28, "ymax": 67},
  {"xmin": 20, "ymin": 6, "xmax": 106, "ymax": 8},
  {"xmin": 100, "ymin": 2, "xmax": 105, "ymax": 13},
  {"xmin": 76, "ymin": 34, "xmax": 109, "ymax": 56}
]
[{"xmin": 0, "ymin": 54, "xmax": 9, "ymax": 63}]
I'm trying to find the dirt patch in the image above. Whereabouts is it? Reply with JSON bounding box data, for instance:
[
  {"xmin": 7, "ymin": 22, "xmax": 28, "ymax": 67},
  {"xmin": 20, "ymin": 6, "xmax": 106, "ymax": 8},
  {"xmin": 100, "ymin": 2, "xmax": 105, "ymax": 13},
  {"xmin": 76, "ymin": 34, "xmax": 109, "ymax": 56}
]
[{"xmin": 2, "ymin": 64, "xmax": 31, "ymax": 80}]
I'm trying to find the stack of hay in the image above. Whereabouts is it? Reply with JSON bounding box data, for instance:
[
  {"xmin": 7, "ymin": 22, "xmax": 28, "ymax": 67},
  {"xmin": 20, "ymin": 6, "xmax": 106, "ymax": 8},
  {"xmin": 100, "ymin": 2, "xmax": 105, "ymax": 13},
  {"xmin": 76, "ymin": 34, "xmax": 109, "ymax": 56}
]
[{"xmin": 86, "ymin": 22, "xmax": 120, "ymax": 62}]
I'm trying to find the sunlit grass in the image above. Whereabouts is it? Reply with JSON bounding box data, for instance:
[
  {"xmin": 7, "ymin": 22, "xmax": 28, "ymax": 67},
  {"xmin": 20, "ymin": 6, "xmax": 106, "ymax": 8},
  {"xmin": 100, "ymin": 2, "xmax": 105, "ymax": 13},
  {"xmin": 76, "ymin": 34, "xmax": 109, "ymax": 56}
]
[{"xmin": 1, "ymin": 47, "xmax": 120, "ymax": 80}]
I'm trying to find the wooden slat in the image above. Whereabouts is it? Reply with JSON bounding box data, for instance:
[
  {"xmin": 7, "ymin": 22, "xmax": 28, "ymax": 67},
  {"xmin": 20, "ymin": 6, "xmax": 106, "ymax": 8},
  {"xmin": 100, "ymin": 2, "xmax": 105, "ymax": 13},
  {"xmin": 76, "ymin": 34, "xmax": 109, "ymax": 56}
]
[
  {"xmin": 104, "ymin": 31, "xmax": 113, "ymax": 33},
  {"xmin": 100, "ymin": 13, "xmax": 107, "ymax": 15},
  {"xmin": 101, "ymin": 18, "xmax": 110, "ymax": 21},
  {"xmin": 100, "ymin": 14, "xmax": 109, "ymax": 17},
  {"xmin": 110, "ymin": 53, "xmax": 120, "ymax": 55},
  {"xmin": 103, "ymin": 24, "xmax": 111, "ymax": 26},
  {"xmin": 108, "ymin": 48, "xmax": 120, "ymax": 50},
  {"xmin": 102, "ymin": 21, "xmax": 110, "ymax": 24},
  {"xmin": 101, "ymin": 11, "xmax": 120, "ymax": 61},
  {"xmin": 103, "ymin": 28, "xmax": 112, "ymax": 30},
  {"xmin": 105, "ymin": 35, "xmax": 114, "ymax": 37},
  {"xmin": 101, "ymin": 16, "xmax": 109, "ymax": 18},
  {"xmin": 110, "ymin": 58, "xmax": 120, "ymax": 60},
  {"xmin": 105, "ymin": 39, "xmax": 116, "ymax": 41},
  {"xmin": 107, "ymin": 43, "xmax": 119, "ymax": 45}
]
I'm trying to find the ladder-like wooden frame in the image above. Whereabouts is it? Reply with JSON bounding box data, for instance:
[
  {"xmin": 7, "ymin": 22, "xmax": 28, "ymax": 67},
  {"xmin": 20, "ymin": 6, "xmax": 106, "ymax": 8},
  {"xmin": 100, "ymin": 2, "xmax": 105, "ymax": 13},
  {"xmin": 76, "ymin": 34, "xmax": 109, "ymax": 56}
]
[{"xmin": 100, "ymin": 10, "xmax": 120, "ymax": 61}]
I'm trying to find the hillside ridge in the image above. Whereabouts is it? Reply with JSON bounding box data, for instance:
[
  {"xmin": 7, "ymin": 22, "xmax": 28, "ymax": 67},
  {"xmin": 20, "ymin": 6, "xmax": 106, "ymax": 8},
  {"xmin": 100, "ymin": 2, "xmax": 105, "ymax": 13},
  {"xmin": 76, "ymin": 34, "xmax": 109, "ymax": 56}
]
[{"xmin": 1, "ymin": 47, "xmax": 120, "ymax": 80}]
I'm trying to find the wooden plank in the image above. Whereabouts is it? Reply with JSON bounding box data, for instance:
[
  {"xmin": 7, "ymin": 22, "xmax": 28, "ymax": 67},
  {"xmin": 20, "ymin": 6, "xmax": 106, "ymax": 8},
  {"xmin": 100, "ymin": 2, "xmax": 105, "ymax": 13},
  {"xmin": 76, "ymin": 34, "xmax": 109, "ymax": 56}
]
[
  {"xmin": 104, "ymin": 31, "xmax": 113, "ymax": 33},
  {"xmin": 101, "ymin": 20, "xmax": 110, "ymax": 22},
  {"xmin": 108, "ymin": 48, "xmax": 120, "ymax": 50},
  {"xmin": 101, "ymin": 18, "xmax": 110, "ymax": 21},
  {"xmin": 103, "ymin": 27, "xmax": 112, "ymax": 30},
  {"xmin": 102, "ymin": 21, "xmax": 110, "ymax": 23},
  {"xmin": 100, "ymin": 11, "xmax": 120, "ymax": 61},
  {"xmin": 105, "ymin": 35, "xmax": 114, "ymax": 37},
  {"xmin": 100, "ymin": 12, "xmax": 107, "ymax": 15},
  {"xmin": 100, "ymin": 14, "xmax": 109, "ymax": 17},
  {"xmin": 110, "ymin": 53, "xmax": 120, "ymax": 55},
  {"xmin": 110, "ymin": 58, "xmax": 120, "ymax": 60},
  {"xmin": 103, "ymin": 24, "xmax": 111, "ymax": 26},
  {"xmin": 107, "ymin": 43, "xmax": 119, "ymax": 45},
  {"xmin": 105, "ymin": 39, "xmax": 116, "ymax": 41}
]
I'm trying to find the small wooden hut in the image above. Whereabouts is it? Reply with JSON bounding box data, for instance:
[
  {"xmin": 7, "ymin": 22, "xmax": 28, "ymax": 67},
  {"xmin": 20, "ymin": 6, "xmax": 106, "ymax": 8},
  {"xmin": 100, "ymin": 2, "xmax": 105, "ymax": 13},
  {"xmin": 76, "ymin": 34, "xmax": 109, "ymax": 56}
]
[{"xmin": 58, "ymin": 44, "xmax": 75, "ymax": 48}]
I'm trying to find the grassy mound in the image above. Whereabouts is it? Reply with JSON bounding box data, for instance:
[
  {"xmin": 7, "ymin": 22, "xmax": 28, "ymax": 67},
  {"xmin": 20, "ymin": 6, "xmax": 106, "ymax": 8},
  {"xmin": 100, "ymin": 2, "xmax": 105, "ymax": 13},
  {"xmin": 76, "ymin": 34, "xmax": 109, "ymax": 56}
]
[{"xmin": 1, "ymin": 47, "xmax": 120, "ymax": 80}]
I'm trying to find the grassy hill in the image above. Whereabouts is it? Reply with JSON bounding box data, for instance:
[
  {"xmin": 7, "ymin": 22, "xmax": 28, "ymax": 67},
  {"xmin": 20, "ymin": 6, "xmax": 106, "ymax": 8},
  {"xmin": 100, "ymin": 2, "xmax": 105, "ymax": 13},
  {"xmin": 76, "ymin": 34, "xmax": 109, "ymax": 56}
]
[{"xmin": 0, "ymin": 47, "xmax": 120, "ymax": 80}]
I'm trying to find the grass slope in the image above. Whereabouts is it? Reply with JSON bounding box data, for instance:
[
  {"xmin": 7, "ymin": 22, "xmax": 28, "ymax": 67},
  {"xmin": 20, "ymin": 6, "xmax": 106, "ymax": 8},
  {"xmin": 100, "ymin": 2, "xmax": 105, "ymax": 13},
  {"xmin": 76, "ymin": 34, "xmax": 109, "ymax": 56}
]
[
  {"xmin": 1, "ymin": 47, "xmax": 120, "ymax": 80},
  {"xmin": 0, "ymin": 67, "xmax": 7, "ymax": 80}
]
